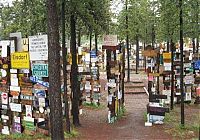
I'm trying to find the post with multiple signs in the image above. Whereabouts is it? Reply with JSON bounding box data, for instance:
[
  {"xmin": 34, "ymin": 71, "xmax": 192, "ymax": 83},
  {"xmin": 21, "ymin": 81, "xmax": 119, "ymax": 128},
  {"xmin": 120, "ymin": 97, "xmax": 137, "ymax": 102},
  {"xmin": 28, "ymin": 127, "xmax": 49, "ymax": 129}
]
[{"xmin": 102, "ymin": 35, "xmax": 124, "ymax": 123}]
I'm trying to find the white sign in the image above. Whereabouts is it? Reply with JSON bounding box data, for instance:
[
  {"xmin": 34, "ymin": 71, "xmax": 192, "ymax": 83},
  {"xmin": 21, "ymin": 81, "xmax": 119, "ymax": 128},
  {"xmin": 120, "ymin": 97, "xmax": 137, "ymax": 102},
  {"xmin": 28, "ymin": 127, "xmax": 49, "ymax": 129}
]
[
  {"xmin": 29, "ymin": 35, "xmax": 48, "ymax": 60},
  {"xmin": 10, "ymin": 86, "xmax": 20, "ymax": 92},
  {"xmin": 1, "ymin": 92, "xmax": 8, "ymax": 105},
  {"xmin": 103, "ymin": 35, "xmax": 118, "ymax": 46},
  {"xmin": 11, "ymin": 78, "xmax": 19, "ymax": 86},
  {"xmin": 25, "ymin": 105, "xmax": 32, "ymax": 118},
  {"xmin": 10, "ymin": 103, "xmax": 22, "ymax": 112},
  {"xmin": 0, "ymin": 40, "xmax": 9, "ymax": 57}
]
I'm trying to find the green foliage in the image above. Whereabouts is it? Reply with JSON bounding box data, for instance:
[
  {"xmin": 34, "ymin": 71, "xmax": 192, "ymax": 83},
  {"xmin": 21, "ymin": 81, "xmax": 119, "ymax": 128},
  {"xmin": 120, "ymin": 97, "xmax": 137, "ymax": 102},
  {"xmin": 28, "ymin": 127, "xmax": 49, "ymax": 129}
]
[
  {"xmin": 117, "ymin": 105, "xmax": 126, "ymax": 119},
  {"xmin": 82, "ymin": 102, "xmax": 105, "ymax": 109},
  {"xmin": 164, "ymin": 108, "xmax": 199, "ymax": 139},
  {"xmin": 0, "ymin": 133, "xmax": 49, "ymax": 140},
  {"xmin": 64, "ymin": 129, "xmax": 79, "ymax": 138},
  {"xmin": 0, "ymin": 0, "xmax": 47, "ymax": 39},
  {"xmin": 117, "ymin": 0, "xmax": 200, "ymax": 45}
]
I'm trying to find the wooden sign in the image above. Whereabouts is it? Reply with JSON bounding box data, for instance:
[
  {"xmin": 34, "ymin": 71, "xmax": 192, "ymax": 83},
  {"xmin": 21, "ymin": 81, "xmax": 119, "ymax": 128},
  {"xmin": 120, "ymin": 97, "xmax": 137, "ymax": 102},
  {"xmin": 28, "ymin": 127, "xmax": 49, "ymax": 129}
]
[
  {"xmin": 149, "ymin": 73, "xmax": 160, "ymax": 77},
  {"xmin": 21, "ymin": 87, "xmax": 32, "ymax": 96},
  {"xmin": 142, "ymin": 50, "xmax": 158, "ymax": 57},
  {"xmin": 10, "ymin": 91, "xmax": 20, "ymax": 96}
]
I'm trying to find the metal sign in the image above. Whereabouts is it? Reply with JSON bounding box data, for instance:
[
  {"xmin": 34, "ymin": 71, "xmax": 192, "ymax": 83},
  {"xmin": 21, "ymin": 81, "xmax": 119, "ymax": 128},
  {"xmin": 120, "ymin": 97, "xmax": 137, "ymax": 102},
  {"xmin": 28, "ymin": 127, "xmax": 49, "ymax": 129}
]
[
  {"xmin": 32, "ymin": 64, "xmax": 48, "ymax": 77},
  {"xmin": 194, "ymin": 60, "xmax": 200, "ymax": 70},
  {"xmin": 11, "ymin": 52, "xmax": 30, "ymax": 69},
  {"xmin": 30, "ymin": 76, "xmax": 49, "ymax": 87},
  {"xmin": 29, "ymin": 35, "xmax": 48, "ymax": 60}
]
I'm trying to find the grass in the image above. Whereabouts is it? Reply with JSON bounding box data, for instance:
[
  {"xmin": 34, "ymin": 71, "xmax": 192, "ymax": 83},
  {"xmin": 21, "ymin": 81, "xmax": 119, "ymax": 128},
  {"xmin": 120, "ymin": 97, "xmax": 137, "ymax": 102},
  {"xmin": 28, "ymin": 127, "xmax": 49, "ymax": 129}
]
[
  {"xmin": 143, "ymin": 112, "xmax": 147, "ymax": 122},
  {"xmin": 82, "ymin": 102, "xmax": 105, "ymax": 109},
  {"xmin": 117, "ymin": 105, "xmax": 126, "ymax": 119},
  {"xmin": 0, "ymin": 133, "xmax": 49, "ymax": 140},
  {"xmin": 64, "ymin": 128, "xmax": 79, "ymax": 139},
  {"xmin": 164, "ymin": 107, "xmax": 200, "ymax": 139},
  {"xmin": 0, "ymin": 128, "xmax": 78, "ymax": 140}
]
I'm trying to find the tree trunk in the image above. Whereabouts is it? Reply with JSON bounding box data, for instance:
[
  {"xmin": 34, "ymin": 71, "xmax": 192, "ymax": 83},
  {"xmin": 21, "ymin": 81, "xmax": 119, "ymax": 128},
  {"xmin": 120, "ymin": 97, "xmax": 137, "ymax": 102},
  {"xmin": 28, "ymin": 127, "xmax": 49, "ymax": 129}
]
[
  {"xmin": 170, "ymin": 39, "xmax": 174, "ymax": 110},
  {"xmin": 78, "ymin": 29, "xmax": 81, "ymax": 47},
  {"xmin": 167, "ymin": 40, "xmax": 170, "ymax": 52},
  {"xmin": 95, "ymin": 32, "xmax": 98, "ymax": 55},
  {"xmin": 197, "ymin": 38, "xmax": 199, "ymax": 54},
  {"xmin": 61, "ymin": 0, "xmax": 70, "ymax": 132},
  {"xmin": 90, "ymin": 31, "xmax": 92, "ymax": 51},
  {"xmin": 126, "ymin": 0, "xmax": 130, "ymax": 82},
  {"xmin": 70, "ymin": 14, "xmax": 80, "ymax": 126},
  {"xmin": 136, "ymin": 34, "xmax": 139, "ymax": 74},
  {"xmin": 192, "ymin": 38, "xmax": 195, "ymax": 54},
  {"xmin": 47, "ymin": 0, "xmax": 64, "ymax": 139}
]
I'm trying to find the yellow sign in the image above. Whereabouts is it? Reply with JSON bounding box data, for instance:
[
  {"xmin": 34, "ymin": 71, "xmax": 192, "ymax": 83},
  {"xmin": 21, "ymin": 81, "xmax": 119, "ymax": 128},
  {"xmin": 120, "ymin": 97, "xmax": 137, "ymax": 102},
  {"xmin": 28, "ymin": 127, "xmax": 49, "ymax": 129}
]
[
  {"xmin": 11, "ymin": 52, "xmax": 30, "ymax": 69},
  {"xmin": 163, "ymin": 53, "xmax": 171, "ymax": 59},
  {"xmin": 3, "ymin": 64, "xmax": 8, "ymax": 69},
  {"xmin": 149, "ymin": 73, "xmax": 160, "ymax": 77}
]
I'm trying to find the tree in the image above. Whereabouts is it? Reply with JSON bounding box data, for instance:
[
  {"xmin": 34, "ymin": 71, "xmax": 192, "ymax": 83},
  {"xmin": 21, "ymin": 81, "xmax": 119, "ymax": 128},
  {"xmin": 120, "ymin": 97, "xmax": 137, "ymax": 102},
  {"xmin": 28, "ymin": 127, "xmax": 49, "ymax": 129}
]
[{"xmin": 47, "ymin": 0, "xmax": 64, "ymax": 139}]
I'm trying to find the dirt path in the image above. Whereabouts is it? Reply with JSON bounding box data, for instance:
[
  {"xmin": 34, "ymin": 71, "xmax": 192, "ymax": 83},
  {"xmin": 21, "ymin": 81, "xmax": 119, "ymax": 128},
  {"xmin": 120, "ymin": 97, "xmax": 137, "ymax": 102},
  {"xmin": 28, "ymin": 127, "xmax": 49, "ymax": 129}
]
[{"xmin": 72, "ymin": 74, "xmax": 172, "ymax": 140}]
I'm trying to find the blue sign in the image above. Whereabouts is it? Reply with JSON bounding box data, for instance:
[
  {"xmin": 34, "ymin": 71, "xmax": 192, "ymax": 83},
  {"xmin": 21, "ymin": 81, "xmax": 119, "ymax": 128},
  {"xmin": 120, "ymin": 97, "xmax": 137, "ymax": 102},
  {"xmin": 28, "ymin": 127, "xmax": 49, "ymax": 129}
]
[
  {"xmin": 194, "ymin": 60, "xmax": 200, "ymax": 70},
  {"xmin": 30, "ymin": 76, "xmax": 49, "ymax": 87},
  {"xmin": 90, "ymin": 51, "xmax": 96, "ymax": 58}
]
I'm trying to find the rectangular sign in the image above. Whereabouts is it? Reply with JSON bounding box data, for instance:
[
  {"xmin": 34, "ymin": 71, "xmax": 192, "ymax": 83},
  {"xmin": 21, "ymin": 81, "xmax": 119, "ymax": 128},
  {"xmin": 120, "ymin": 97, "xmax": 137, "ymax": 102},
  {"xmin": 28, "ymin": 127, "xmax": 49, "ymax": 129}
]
[
  {"xmin": 11, "ymin": 52, "xmax": 30, "ymax": 69},
  {"xmin": 30, "ymin": 76, "xmax": 49, "ymax": 87},
  {"xmin": 103, "ymin": 35, "xmax": 118, "ymax": 46},
  {"xmin": 163, "ymin": 53, "xmax": 171, "ymax": 59},
  {"xmin": 10, "ymin": 103, "xmax": 22, "ymax": 112},
  {"xmin": 32, "ymin": 64, "xmax": 48, "ymax": 77},
  {"xmin": 22, "ymin": 38, "xmax": 29, "ymax": 51},
  {"xmin": 29, "ymin": 35, "xmax": 48, "ymax": 60}
]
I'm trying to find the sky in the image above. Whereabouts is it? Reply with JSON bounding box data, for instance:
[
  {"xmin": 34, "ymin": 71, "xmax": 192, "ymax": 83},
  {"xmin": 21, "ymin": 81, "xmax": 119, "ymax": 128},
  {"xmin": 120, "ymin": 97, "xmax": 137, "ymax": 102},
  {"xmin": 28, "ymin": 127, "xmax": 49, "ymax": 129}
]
[{"xmin": 1, "ymin": 0, "xmax": 13, "ymax": 5}]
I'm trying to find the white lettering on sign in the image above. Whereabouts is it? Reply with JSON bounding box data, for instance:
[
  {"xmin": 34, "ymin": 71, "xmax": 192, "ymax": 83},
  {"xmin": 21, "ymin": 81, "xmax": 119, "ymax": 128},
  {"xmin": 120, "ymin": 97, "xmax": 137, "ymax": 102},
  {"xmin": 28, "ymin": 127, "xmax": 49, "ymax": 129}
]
[
  {"xmin": 30, "ymin": 76, "xmax": 49, "ymax": 87},
  {"xmin": 29, "ymin": 35, "xmax": 48, "ymax": 60}
]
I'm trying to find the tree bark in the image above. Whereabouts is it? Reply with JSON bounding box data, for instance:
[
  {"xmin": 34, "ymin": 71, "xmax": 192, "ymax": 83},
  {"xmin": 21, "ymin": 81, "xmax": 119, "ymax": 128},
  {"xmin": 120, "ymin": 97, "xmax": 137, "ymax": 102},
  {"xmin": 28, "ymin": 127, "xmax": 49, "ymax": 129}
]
[
  {"xmin": 78, "ymin": 29, "xmax": 81, "ymax": 47},
  {"xmin": 61, "ymin": 0, "xmax": 70, "ymax": 132},
  {"xmin": 126, "ymin": 0, "xmax": 130, "ymax": 82},
  {"xmin": 47, "ymin": 0, "xmax": 64, "ymax": 139},
  {"xmin": 70, "ymin": 14, "xmax": 80, "ymax": 126},
  {"xmin": 136, "ymin": 34, "xmax": 139, "ymax": 74},
  {"xmin": 95, "ymin": 32, "xmax": 98, "ymax": 55}
]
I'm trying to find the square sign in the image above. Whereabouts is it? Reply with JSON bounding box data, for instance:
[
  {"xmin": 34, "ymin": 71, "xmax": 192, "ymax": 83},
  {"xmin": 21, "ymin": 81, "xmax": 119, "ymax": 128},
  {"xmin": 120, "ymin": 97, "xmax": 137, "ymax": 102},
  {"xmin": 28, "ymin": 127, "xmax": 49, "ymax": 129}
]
[
  {"xmin": 29, "ymin": 35, "xmax": 48, "ymax": 60},
  {"xmin": 32, "ymin": 63, "xmax": 48, "ymax": 77},
  {"xmin": 11, "ymin": 52, "xmax": 30, "ymax": 69}
]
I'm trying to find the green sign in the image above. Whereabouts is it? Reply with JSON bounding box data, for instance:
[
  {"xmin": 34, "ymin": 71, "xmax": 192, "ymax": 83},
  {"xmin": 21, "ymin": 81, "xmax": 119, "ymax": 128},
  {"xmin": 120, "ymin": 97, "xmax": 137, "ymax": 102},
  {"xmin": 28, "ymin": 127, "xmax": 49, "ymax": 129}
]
[
  {"xmin": 23, "ymin": 121, "xmax": 36, "ymax": 131},
  {"xmin": 32, "ymin": 64, "xmax": 48, "ymax": 77}
]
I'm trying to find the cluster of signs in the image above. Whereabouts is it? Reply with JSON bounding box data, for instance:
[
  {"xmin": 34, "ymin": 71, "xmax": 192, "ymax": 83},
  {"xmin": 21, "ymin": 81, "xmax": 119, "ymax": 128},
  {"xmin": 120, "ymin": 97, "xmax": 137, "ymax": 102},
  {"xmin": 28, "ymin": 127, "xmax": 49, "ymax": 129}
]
[
  {"xmin": 77, "ymin": 47, "xmax": 101, "ymax": 106},
  {"xmin": 0, "ymin": 34, "xmax": 49, "ymax": 135}
]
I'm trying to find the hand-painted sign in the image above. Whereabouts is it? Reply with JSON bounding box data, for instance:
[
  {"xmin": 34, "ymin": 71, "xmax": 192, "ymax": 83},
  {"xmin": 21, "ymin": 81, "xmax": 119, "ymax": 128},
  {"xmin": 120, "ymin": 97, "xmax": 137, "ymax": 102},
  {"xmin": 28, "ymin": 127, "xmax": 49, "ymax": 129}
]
[
  {"xmin": 29, "ymin": 35, "xmax": 48, "ymax": 60},
  {"xmin": 103, "ymin": 35, "xmax": 118, "ymax": 46},
  {"xmin": 11, "ymin": 52, "xmax": 30, "ymax": 69},
  {"xmin": 13, "ymin": 122, "xmax": 21, "ymax": 133},
  {"xmin": 30, "ymin": 76, "xmax": 49, "ymax": 87},
  {"xmin": 32, "ymin": 64, "xmax": 48, "ymax": 77}
]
